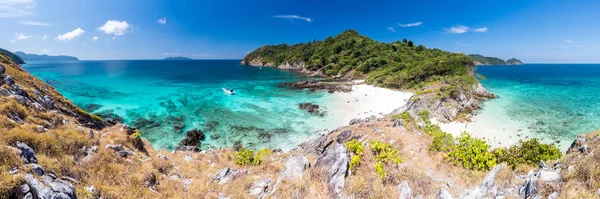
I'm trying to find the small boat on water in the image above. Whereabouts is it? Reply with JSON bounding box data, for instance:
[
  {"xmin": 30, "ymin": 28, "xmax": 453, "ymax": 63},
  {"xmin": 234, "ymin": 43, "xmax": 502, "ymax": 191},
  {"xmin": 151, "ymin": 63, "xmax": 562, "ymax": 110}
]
[{"xmin": 222, "ymin": 88, "xmax": 235, "ymax": 95}]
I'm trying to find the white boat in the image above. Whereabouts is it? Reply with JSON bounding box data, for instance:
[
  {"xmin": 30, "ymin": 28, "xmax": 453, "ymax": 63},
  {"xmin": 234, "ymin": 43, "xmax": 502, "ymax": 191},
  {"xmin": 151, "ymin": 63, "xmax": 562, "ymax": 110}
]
[{"xmin": 222, "ymin": 88, "xmax": 235, "ymax": 95}]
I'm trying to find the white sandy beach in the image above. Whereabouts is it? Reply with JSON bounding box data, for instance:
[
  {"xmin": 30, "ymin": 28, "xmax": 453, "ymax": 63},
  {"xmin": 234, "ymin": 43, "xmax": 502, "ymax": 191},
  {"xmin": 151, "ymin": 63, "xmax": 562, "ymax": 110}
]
[{"xmin": 324, "ymin": 83, "xmax": 414, "ymax": 126}]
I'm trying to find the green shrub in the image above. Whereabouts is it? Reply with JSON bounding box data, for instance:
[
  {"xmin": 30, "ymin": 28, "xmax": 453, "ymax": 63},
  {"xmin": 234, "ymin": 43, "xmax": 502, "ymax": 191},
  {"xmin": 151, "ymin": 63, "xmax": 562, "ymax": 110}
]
[
  {"xmin": 349, "ymin": 155, "xmax": 361, "ymax": 172},
  {"xmin": 234, "ymin": 147, "xmax": 271, "ymax": 166},
  {"xmin": 497, "ymin": 138, "xmax": 562, "ymax": 169},
  {"xmin": 374, "ymin": 162, "xmax": 386, "ymax": 178},
  {"xmin": 392, "ymin": 111, "xmax": 413, "ymax": 124},
  {"xmin": 418, "ymin": 110, "xmax": 430, "ymax": 124},
  {"xmin": 446, "ymin": 132, "xmax": 497, "ymax": 171},
  {"xmin": 346, "ymin": 139, "xmax": 364, "ymax": 155},
  {"xmin": 370, "ymin": 140, "xmax": 402, "ymax": 165}
]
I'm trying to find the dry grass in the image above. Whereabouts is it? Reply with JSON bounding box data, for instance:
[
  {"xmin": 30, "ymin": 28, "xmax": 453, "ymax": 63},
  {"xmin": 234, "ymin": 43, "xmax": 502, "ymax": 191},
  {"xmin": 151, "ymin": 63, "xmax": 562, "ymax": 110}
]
[{"xmin": 0, "ymin": 146, "xmax": 24, "ymax": 198}]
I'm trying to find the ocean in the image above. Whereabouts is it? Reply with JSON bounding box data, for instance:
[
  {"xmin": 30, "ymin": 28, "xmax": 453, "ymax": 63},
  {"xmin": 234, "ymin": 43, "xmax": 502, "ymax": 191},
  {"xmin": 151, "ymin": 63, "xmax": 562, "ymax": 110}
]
[
  {"xmin": 474, "ymin": 64, "xmax": 600, "ymax": 147},
  {"xmin": 22, "ymin": 60, "xmax": 356, "ymax": 151},
  {"xmin": 23, "ymin": 61, "xmax": 600, "ymax": 151}
]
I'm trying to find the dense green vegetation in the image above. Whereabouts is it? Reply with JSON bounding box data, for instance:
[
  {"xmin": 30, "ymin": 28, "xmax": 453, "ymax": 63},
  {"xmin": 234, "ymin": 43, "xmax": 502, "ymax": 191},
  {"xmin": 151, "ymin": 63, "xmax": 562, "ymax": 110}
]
[
  {"xmin": 423, "ymin": 121, "xmax": 562, "ymax": 171},
  {"xmin": 0, "ymin": 48, "xmax": 25, "ymax": 64},
  {"xmin": 233, "ymin": 147, "xmax": 271, "ymax": 166},
  {"xmin": 495, "ymin": 138, "xmax": 562, "ymax": 169},
  {"xmin": 243, "ymin": 30, "xmax": 475, "ymax": 90}
]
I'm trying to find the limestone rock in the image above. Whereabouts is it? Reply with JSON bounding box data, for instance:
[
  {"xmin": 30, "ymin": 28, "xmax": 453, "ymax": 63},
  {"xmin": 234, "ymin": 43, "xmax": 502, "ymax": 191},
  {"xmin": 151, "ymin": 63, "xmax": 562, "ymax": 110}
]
[
  {"xmin": 436, "ymin": 188, "xmax": 453, "ymax": 199},
  {"xmin": 299, "ymin": 132, "xmax": 334, "ymax": 155},
  {"xmin": 314, "ymin": 143, "xmax": 350, "ymax": 197},
  {"xmin": 280, "ymin": 155, "xmax": 311, "ymax": 180},
  {"xmin": 16, "ymin": 141, "xmax": 38, "ymax": 164},
  {"xmin": 397, "ymin": 181, "xmax": 413, "ymax": 199},
  {"xmin": 212, "ymin": 168, "xmax": 247, "ymax": 184},
  {"xmin": 249, "ymin": 178, "xmax": 271, "ymax": 196},
  {"xmin": 335, "ymin": 130, "xmax": 352, "ymax": 144},
  {"xmin": 22, "ymin": 174, "xmax": 77, "ymax": 199}
]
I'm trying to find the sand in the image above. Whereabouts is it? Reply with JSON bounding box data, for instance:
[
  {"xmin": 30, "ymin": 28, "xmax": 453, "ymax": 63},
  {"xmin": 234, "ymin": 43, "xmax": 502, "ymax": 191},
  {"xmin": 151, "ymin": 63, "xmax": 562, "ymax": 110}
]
[{"xmin": 325, "ymin": 84, "xmax": 414, "ymax": 125}]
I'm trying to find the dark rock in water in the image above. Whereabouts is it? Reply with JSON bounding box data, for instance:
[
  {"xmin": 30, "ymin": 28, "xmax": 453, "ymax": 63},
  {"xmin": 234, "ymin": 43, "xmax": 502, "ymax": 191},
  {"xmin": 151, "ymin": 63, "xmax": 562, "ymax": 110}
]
[
  {"xmin": 17, "ymin": 141, "xmax": 38, "ymax": 164},
  {"xmin": 95, "ymin": 109, "xmax": 124, "ymax": 126},
  {"xmin": 233, "ymin": 141, "xmax": 244, "ymax": 151},
  {"xmin": 299, "ymin": 102, "xmax": 323, "ymax": 116},
  {"xmin": 205, "ymin": 121, "xmax": 220, "ymax": 132},
  {"xmin": 132, "ymin": 117, "xmax": 160, "ymax": 130},
  {"xmin": 210, "ymin": 133, "xmax": 221, "ymax": 140},
  {"xmin": 278, "ymin": 80, "xmax": 351, "ymax": 93},
  {"xmin": 173, "ymin": 123, "xmax": 185, "ymax": 134},
  {"xmin": 178, "ymin": 129, "xmax": 205, "ymax": 151},
  {"xmin": 83, "ymin": 104, "xmax": 103, "ymax": 112}
]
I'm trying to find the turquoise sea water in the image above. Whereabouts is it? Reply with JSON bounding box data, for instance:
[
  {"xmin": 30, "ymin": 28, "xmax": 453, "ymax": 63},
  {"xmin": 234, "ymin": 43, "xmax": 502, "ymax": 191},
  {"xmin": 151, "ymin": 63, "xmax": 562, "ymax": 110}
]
[
  {"xmin": 476, "ymin": 64, "xmax": 600, "ymax": 143},
  {"xmin": 23, "ymin": 60, "xmax": 347, "ymax": 150}
]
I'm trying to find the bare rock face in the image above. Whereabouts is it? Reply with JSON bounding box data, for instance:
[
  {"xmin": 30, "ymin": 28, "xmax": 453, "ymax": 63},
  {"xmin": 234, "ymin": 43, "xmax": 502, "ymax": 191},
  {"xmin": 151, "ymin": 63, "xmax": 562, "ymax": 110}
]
[
  {"xmin": 17, "ymin": 141, "xmax": 38, "ymax": 164},
  {"xmin": 212, "ymin": 168, "xmax": 248, "ymax": 184},
  {"xmin": 299, "ymin": 132, "xmax": 335, "ymax": 156},
  {"xmin": 314, "ymin": 143, "xmax": 350, "ymax": 198},
  {"xmin": 397, "ymin": 181, "xmax": 413, "ymax": 199},
  {"xmin": 436, "ymin": 188, "xmax": 454, "ymax": 199},
  {"xmin": 280, "ymin": 155, "xmax": 311, "ymax": 180}
]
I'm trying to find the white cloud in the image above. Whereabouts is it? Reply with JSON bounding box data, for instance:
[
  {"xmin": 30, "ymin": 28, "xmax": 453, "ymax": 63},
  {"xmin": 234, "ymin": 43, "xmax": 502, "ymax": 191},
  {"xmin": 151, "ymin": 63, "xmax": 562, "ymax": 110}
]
[
  {"xmin": 40, "ymin": 34, "xmax": 47, "ymax": 40},
  {"xmin": 273, "ymin": 15, "xmax": 312, "ymax": 22},
  {"xmin": 399, "ymin": 22, "xmax": 422, "ymax": 27},
  {"xmin": 157, "ymin": 17, "xmax": 167, "ymax": 25},
  {"xmin": 97, "ymin": 20, "xmax": 130, "ymax": 36},
  {"xmin": 20, "ymin": 20, "xmax": 50, "ymax": 26},
  {"xmin": 15, "ymin": 32, "xmax": 31, "ymax": 40},
  {"xmin": 92, "ymin": 36, "xmax": 98, "ymax": 42},
  {"xmin": 387, "ymin": 27, "xmax": 396, "ymax": 32},
  {"xmin": 474, "ymin": 27, "xmax": 488, "ymax": 33},
  {"xmin": 41, "ymin": 49, "xmax": 50, "ymax": 53},
  {"xmin": 111, "ymin": 37, "xmax": 116, "ymax": 40},
  {"xmin": 0, "ymin": 0, "xmax": 35, "ymax": 18},
  {"xmin": 447, "ymin": 25, "xmax": 469, "ymax": 34},
  {"xmin": 565, "ymin": 40, "xmax": 572, "ymax": 43},
  {"xmin": 55, "ymin": 28, "xmax": 85, "ymax": 40}
]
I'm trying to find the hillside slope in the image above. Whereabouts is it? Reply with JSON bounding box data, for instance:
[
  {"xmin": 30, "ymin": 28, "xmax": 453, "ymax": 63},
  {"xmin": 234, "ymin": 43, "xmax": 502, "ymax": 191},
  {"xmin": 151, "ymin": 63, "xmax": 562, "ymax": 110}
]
[
  {"xmin": 14, "ymin": 51, "xmax": 79, "ymax": 61},
  {"xmin": 0, "ymin": 48, "xmax": 598, "ymax": 199},
  {"xmin": 469, "ymin": 54, "xmax": 523, "ymax": 65},
  {"xmin": 0, "ymin": 48, "xmax": 25, "ymax": 64}
]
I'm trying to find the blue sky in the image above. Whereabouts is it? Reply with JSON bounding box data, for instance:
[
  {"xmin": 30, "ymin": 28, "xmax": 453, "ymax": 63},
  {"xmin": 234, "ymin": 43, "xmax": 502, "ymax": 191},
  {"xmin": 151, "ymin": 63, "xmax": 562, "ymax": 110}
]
[{"xmin": 0, "ymin": 0, "xmax": 599, "ymax": 62}]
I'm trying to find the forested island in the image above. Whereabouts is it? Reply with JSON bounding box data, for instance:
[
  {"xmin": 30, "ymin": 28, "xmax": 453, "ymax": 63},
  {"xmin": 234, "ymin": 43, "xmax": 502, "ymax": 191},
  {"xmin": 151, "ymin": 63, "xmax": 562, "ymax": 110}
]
[
  {"xmin": 469, "ymin": 54, "xmax": 523, "ymax": 65},
  {"xmin": 15, "ymin": 51, "xmax": 79, "ymax": 61},
  {"xmin": 243, "ymin": 30, "xmax": 474, "ymax": 90}
]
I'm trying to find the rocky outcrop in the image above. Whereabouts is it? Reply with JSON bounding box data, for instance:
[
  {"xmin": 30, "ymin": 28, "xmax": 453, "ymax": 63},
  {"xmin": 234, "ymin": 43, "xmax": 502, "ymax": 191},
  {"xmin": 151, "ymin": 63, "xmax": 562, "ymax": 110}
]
[
  {"xmin": 278, "ymin": 80, "xmax": 352, "ymax": 93},
  {"xmin": 279, "ymin": 155, "xmax": 311, "ymax": 180},
  {"xmin": 314, "ymin": 143, "xmax": 350, "ymax": 198},
  {"xmin": 212, "ymin": 168, "xmax": 248, "ymax": 184},
  {"xmin": 15, "ymin": 142, "xmax": 78, "ymax": 199},
  {"xmin": 394, "ymin": 83, "xmax": 495, "ymax": 123},
  {"xmin": 397, "ymin": 181, "xmax": 413, "ymax": 199},
  {"xmin": 299, "ymin": 131, "xmax": 335, "ymax": 156},
  {"xmin": 461, "ymin": 164, "xmax": 504, "ymax": 198}
]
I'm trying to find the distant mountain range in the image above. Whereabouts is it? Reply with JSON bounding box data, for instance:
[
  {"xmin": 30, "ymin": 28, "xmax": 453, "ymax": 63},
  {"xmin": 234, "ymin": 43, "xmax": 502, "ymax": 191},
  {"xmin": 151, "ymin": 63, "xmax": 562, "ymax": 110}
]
[
  {"xmin": 469, "ymin": 54, "xmax": 523, "ymax": 65},
  {"xmin": 0, "ymin": 48, "xmax": 25, "ymax": 64},
  {"xmin": 14, "ymin": 51, "xmax": 79, "ymax": 61},
  {"xmin": 164, "ymin": 56, "xmax": 192, "ymax": 60}
]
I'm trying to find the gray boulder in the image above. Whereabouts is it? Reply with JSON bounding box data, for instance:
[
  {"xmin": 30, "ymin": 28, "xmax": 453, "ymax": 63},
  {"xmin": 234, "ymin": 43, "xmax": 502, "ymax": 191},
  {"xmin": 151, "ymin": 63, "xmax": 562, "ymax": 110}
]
[
  {"xmin": 520, "ymin": 171, "xmax": 539, "ymax": 199},
  {"xmin": 4, "ymin": 75, "xmax": 14, "ymax": 86},
  {"xmin": 0, "ymin": 65, "xmax": 5, "ymax": 74},
  {"xmin": 16, "ymin": 141, "xmax": 38, "ymax": 164},
  {"xmin": 299, "ymin": 132, "xmax": 334, "ymax": 155},
  {"xmin": 23, "ymin": 174, "xmax": 77, "ymax": 199},
  {"xmin": 314, "ymin": 143, "xmax": 350, "ymax": 197},
  {"xmin": 31, "ymin": 164, "xmax": 44, "ymax": 176},
  {"xmin": 0, "ymin": 88, "xmax": 10, "ymax": 96},
  {"xmin": 249, "ymin": 178, "xmax": 271, "ymax": 196},
  {"xmin": 547, "ymin": 192, "xmax": 559, "ymax": 199},
  {"xmin": 436, "ymin": 188, "xmax": 453, "ymax": 199},
  {"xmin": 212, "ymin": 168, "xmax": 247, "ymax": 184},
  {"xmin": 335, "ymin": 130, "xmax": 352, "ymax": 144},
  {"xmin": 280, "ymin": 155, "xmax": 311, "ymax": 180},
  {"xmin": 397, "ymin": 181, "xmax": 413, "ymax": 199}
]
